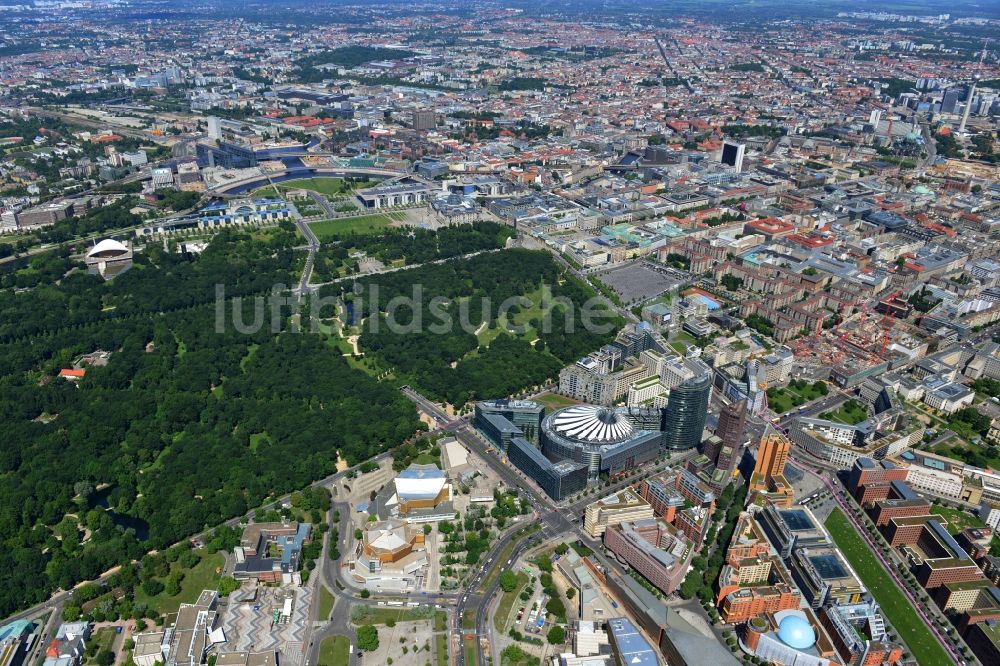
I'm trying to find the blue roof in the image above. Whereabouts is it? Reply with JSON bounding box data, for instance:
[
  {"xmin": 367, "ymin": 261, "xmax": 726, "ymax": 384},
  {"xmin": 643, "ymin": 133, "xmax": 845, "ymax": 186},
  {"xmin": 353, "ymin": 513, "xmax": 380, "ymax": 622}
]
[
  {"xmin": 777, "ymin": 615, "xmax": 816, "ymax": 650},
  {"xmin": 607, "ymin": 618, "xmax": 658, "ymax": 666},
  {"xmin": 0, "ymin": 619, "xmax": 33, "ymax": 642},
  {"xmin": 890, "ymin": 480, "xmax": 917, "ymax": 501},
  {"xmin": 280, "ymin": 523, "xmax": 312, "ymax": 566}
]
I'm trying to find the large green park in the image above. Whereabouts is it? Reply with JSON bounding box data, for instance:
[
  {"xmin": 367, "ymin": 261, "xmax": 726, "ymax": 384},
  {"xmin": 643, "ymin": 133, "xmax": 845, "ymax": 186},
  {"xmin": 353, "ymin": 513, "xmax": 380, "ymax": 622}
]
[{"xmin": 0, "ymin": 216, "xmax": 619, "ymax": 618}]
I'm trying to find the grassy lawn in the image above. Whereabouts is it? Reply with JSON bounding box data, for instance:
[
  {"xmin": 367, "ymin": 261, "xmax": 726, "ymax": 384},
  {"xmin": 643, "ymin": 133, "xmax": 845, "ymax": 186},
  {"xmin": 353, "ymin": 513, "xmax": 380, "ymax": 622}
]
[
  {"xmin": 412, "ymin": 452, "xmax": 440, "ymax": 466},
  {"xmin": 84, "ymin": 628, "xmax": 116, "ymax": 665},
  {"xmin": 671, "ymin": 330, "xmax": 696, "ymax": 345},
  {"xmin": 493, "ymin": 572, "xmax": 529, "ymax": 632},
  {"xmin": 434, "ymin": 610, "xmax": 448, "ymax": 632},
  {"xmin": 767, "ymin": 380, "xmax": 828, "ymax": 414},
  {"xmin": 463, "ymin": 639, "xmax": 476, "ymax": 666},
  {"xmin": 0, "ymin": 234, "xmax": 30, "ymax": 246},
  {"xmin": 820, "ymin": 399, "xmax": 868, "ymax": 425},
  {"xmin": 462, "ymin": 609, "xmax": 477, "ymax": 630},
  {"xmin": 278, "ymin": 177, "xmax": 349, "ymax": 198},
  {"xmin": 435, "ymin": 634, "xmax": 449, "ymax": 666},
  {"xmin": 535, "ymin": 393, "xmax": 579, "ymax": 410},
  {"xmin": 317, "ymin": 635, "xmax": 351, "ymax": 666},
  {"xmin": 308, "ymin": 214, "xmax": 400, "ymax": 240},
  {"xmin": 825, "ymin": 509, "xmax": 951, "ymax": 666},
  {"xmin": 929, "ymin": 505, "xmax": 985, "ymax": 534},
  {"xmin": 318, "ymin": 585, "xmax": 336, "ymax": 620},
  {"xmin": 135, "ymin": 552, "xmax": 225, "ymax": 616},
  {"xmin": 249, "ymin": 432, "xmax": 270, "ymax": 453},
  {"xmin": 473, "ymin": 284, "xmax": 547, "ymax": 348}
]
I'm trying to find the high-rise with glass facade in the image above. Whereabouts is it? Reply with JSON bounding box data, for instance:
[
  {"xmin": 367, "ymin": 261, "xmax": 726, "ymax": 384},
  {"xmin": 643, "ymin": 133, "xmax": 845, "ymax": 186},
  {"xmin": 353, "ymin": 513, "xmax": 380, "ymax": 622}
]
[{"xmin": 662, "ymin": 371, "xmax": 711, "ymax": 450}]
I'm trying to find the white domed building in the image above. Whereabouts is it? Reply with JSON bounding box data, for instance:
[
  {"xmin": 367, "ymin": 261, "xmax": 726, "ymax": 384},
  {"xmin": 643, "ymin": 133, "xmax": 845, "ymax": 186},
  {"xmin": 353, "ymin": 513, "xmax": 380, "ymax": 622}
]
[
  {"xmin": 84, "ymin": 238, "xmax": 133, "ymax": 279},
  {"xmin": 540, "ymin": 404, "xmax": 662, "ymax": 480}
]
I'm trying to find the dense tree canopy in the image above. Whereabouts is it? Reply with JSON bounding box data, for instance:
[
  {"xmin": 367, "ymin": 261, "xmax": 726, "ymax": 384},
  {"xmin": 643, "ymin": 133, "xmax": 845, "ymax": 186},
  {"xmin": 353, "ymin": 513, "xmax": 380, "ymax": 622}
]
[
  {"xmin": 340, "ymin": 249, "xmax": 620, "ymax": 405},
  {"xmin": 0, "ymin": 228, "xmax": 422, "ymax": 617}
]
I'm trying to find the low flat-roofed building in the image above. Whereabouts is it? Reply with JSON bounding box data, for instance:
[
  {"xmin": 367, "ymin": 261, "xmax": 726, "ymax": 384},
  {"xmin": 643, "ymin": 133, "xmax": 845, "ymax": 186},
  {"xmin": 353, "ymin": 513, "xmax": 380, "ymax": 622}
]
[
  {"xmin": 965, "ymin": 619, "xmax": 1000, "ymax": 666},
  {"xmin": 134, "ymin": 591, "xmax": 220, "ymax": 666},
  {"xmin": 356, "ymin": 182, "xmax": 429, "ymax": 209},
  {"xmin": 569, "ymin": 619, "xmax": 611, "ymax": 661},
  {"xmin": 214, "ymin": 652, "xmax": 277, "ymax": 666},
  {"xmin": 756, "ymin": 504, "xmax": 828, "ymax": 560},
  {"xmin": 233, "ymin": 522, "xmax": 311, "ymax": 583},
  {"xmin": 934, "ymin": 579, "xmax": 1000, "ymax": 614},
  {"xmin": 584, "ymin": 489, "xmax": 654, "ymax": 537},
  {"xmin": 789, "ymin": 546, "xmax": 866, "ymax": 608},
  {"xmin": 924, "ymin": 381, "xmax": 975, "ymax": 414},
  {"xmin": 131, "ymin": 632, "xmax": 164, "ymax": 666},
  {"xmin": 606, "ymin": 618, "xmax": 658, "ymax": 666},
  {"xmin": 439, "ymin": 437, "xmax": 472, "ymax": 477}
]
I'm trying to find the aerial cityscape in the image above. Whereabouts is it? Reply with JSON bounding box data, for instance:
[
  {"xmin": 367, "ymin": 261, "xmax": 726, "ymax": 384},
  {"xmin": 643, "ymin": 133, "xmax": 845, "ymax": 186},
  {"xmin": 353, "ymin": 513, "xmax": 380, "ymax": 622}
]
[{"xmin": 2, "ymin": 1, "xmax": 1000, "ymax": 666}]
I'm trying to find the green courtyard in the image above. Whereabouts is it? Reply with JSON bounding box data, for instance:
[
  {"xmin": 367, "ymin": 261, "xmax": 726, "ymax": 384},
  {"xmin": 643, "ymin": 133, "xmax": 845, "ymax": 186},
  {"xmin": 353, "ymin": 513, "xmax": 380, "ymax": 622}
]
[
  {"xmin": 766, "ymin": 379, "xmax": 829, "ymax": 414},
  {"xmin": 819, "ymin": 399, "xmax": 868, "ymax": 425}
]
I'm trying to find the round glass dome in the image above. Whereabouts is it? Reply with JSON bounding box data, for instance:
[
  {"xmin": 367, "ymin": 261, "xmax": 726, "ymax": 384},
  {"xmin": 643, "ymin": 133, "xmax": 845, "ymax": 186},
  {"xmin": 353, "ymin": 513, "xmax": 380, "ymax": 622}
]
[{"xmin": 777, "ymin": 615, "xmax": 816, "ymax": 650}]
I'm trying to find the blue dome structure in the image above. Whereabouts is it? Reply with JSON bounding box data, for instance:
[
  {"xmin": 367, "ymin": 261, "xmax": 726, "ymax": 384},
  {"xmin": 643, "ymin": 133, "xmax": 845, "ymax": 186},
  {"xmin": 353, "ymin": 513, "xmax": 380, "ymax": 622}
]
[{"xmin": 777, "ymin": 615, "xmax": 816, "ymax": 650}]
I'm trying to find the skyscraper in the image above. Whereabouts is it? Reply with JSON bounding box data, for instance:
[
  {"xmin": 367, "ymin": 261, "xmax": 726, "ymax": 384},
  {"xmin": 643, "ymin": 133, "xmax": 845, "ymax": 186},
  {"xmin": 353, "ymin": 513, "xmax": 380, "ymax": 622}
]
[
  {"xmin": 662, "ymin": 371, "xmax": 711, "ymax": 451},
  {"xmin": 752, "ymin": 426, "xmax": 790, "ymax": 481},
  {"xmin": 721, "ymin": 141, "xmax": 745, "ymax": 173},
  {"xmin": 941, "ymin": 88, "xmax": 962, "ymax": 114},
  {"xmin": 869, "ymin": 108, "xmax": 883, "ymax": 128},
  {"xmin": 411, "ymin": 110, "xmax": 437, "ymax": 131},
  {"xmin": 709, "ymin": 399, "xmax": 747, "ymax": 464},
  {"xmin": 207, "ymin": 116, "xmax": 222, "ymax": 140}
]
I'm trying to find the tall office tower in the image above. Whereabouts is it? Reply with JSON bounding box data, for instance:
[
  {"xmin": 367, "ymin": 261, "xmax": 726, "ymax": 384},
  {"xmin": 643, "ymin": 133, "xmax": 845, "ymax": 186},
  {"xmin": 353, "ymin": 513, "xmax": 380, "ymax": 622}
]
[
  {"xmin": 710, "ymin": 399, "xmax": 747, "ymax": 464},
  {"xmin": 869, "ymin": 109, "xmax": 883, "ymax": 128},
  {"xmin": 752, "ymin": 426, "xmax": 790, "ymax": 481},
  {"xmin": 207, "ymin": 116, "xmax": 221, "ymax": 140},
  {"xmin": 720, "ymin": 141, "xmax": 746, "ymax": 173},
  {"xmin": 411, "ymin": 110, "xmax": 437, "ymax": 131},
  {"xmin": 941, "ymin": 88, "xmax": 962, "ymax": 114},
  {"xmin": 662, "ymin": 370, "xmax": 711, "ymax": 451},
  {"xmin": 958, "ymin": 75, "xmax": 979, "ymax": 135}
]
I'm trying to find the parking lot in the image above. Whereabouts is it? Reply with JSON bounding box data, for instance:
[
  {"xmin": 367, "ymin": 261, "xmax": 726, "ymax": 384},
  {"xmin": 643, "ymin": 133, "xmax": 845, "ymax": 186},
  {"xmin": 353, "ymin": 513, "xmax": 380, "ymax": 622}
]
[{"xmin": 593, "ymin": 262, "xmax": 682, "ymax": 303}]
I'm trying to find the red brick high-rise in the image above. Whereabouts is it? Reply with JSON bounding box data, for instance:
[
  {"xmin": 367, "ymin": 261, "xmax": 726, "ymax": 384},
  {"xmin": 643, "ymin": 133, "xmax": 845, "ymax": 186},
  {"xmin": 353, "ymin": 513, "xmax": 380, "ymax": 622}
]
[{"xmin": 709, "ymin": 399, "xmax": 746, "ymax": 465}]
